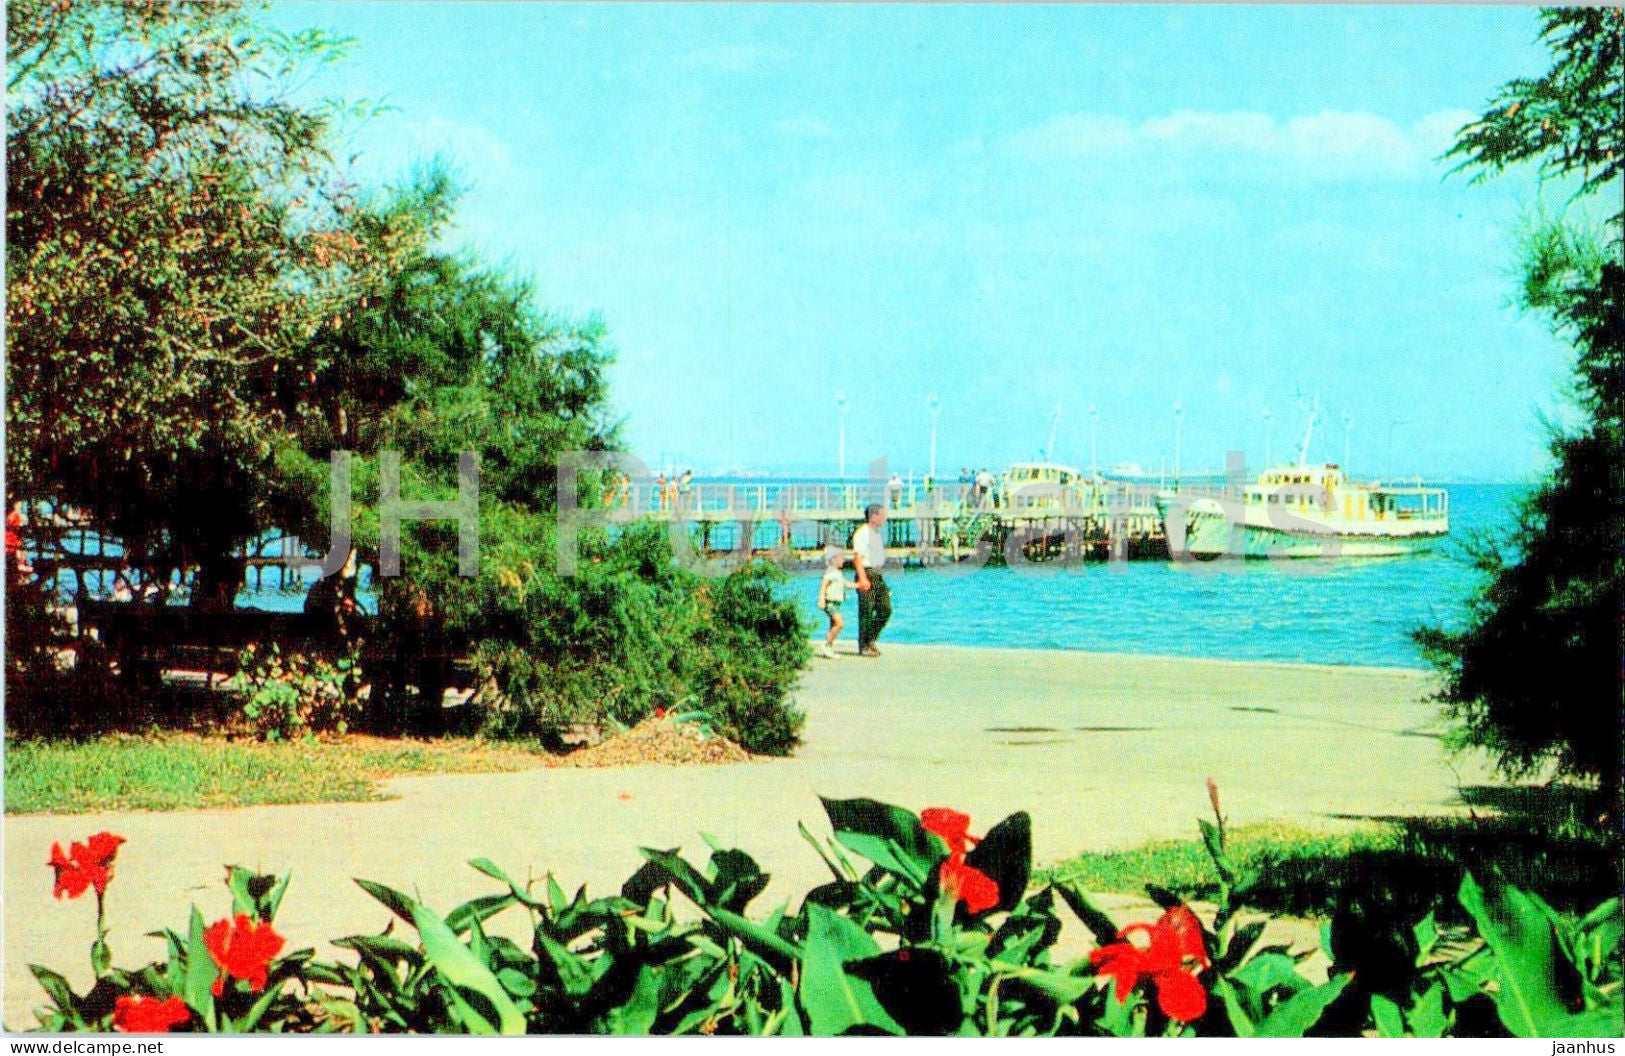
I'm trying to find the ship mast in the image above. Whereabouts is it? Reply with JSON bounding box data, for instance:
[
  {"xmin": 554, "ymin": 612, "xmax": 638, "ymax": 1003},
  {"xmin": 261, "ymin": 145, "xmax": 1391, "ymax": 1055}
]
[{"xmin": 1296, "ymin": 396, "xmax": 1320, "ymax": 467}]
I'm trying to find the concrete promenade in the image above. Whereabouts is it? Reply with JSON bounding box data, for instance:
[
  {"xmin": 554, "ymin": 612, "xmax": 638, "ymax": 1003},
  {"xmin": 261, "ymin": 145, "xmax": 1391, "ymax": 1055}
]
[{"xmin": 2, "ymin": 644, "xmax": 1498, "ymax": 1026}]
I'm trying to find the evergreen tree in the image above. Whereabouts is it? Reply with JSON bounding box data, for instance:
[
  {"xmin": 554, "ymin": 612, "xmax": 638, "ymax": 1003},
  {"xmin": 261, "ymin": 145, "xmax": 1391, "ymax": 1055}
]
[{"xmin": 1417, "ymin": 8, "xmax": 1623, "ymax": 813}]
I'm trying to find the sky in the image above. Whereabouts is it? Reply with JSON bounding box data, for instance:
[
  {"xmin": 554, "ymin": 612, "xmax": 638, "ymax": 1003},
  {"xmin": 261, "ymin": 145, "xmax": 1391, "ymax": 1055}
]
[{"xmin": 273, "ymin": 2, "xmax": 1574, "ymax": 481}]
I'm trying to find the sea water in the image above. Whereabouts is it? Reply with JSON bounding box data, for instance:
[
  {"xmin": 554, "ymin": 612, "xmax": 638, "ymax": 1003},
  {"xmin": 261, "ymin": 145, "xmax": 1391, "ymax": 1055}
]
[
  {"xmin": 790, "ymin": 483, "xmax": 1522, "ymax": 669},
  {"xmin": 200, "ymin": 482, "xmax": 1521, "ymax": 670}
]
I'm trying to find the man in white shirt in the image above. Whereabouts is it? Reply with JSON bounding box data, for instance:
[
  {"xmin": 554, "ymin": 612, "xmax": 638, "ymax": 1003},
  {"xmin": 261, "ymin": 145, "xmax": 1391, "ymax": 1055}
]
[{"xmin": 851, "ymin": 503, "xmax": 891, "ymax": 657}]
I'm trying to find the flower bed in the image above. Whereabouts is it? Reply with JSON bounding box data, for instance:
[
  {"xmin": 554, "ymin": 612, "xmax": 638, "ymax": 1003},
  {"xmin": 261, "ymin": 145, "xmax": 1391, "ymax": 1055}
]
[{"xmin": 28, "ymin": 787, "xmax": 1622, "ymax": 1036}]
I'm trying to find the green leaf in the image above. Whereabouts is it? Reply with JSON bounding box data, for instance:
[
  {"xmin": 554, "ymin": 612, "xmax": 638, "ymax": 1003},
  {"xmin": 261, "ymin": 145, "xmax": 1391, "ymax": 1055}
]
[
  {"xmin": 444, "ymin": 893, "xmax": 517, "ymax": 935},
  {"xmin": 1411, "ymin": 910, "xmax": 1439, "ymax": 966},
  {"xmin": 310, "ymin": 991, "xmax": 366, "ymax": 1032},
  {"xmin": 1252, "ymin": 974, "xmax": 1350, "ymax": 1038},
  {"xmin": 799, "ymin": 821, "xmax": 854, "ymax": 882},
  {"xmin": 183, "ymin": 906, "xmax": 218, "ymax": 1029},
  {"xmin": 847, "ymin": 948, "xmax": 964, "ymax": 1035},
  {"xmin": 625, "ymin": 848, "xmax": 712, "ymax": 905},
  {"xmin": 1370, "ymin": 993, "xmax": 1406, "ymax": 1038},
  {"xmin": 225, "ymin": 868, "xmax": 292, "ymax": 923},
  {"xmin": 776, "ymin": 978, "xmax": 806, "ymax": 1036},
  {"xmin": 799, "ymin": 904, "xmax": 901, "ymax": 1036},
  {"xmin": 535, "ymin": 932, "xmax": 595, "ymax": 998},
  {"xmin": 411, "ymin": 903, "xmax": 525, "ymax": 1035},
  {"xmin": 1004, "ymin": 965, "xmax": 1092, "ymax": 1004},
  {"xmin": 988, "ymin": 898, "xmax": 1058, "ymax": 967},
  {"xmin": 1457, "ymin": 871, "xmax": 1574, "ymax": 1037},
  {"xmin": 1215, "ymin": 920, "xmax": 1268, "ymax": 973},
  {"xmin": 709, "ymin": 848, "xmax": 770, "ymax": 912},
  {"xmin": 604, "ymin": 965, "xmax": 660, "ymax": 1035},
  {"xmin": 354, "ymin": 878, "xmax": 419, "ymax": 926},
  {"xmin": 1052, "ymin": 882, "xmax": 1120, "ymax": 945},
  {"xmin": 1563, "ymin": 1008, "xmax": 1625, "ymax": 1038},
  {"xmin": 467, "ymin": 858, "xmax": 541, "ymax": 908},
  {"xmin": 1198, "ymin": 819, "xmax": 1237, "ymax": 884},
  {"xmin": 1213, "ymin": 976, "xmax": 1256, "ymax": 1037},
  {"xmin": 1576, "ymin": 897, "xmax": 1620, "ymax": 934},
  {"xmin": 1143, "ymin": 884, "xmax": 1184, "ymax": 911},
  {"xmin": 963, "ymin": 811, "xmax": 1031, "ymax": 914},
  {"xmin": 263, "ymin": 872, "xmax": 293, "ymax": 921},
  {"xmin": 232, "ymin": 979, "xmax": 284, "ymax": 1033},
  {"xmin": 28, "ymin": 964, "xmax": 76, "ymax": 1013},
  {"xmin": 1408, "ymin": 982, "xmax": 1449, "ymax": 1038},
  {"xmin": 496, "ymin": 967, "xmax": 538, "ymax": 1000},
  {"xmin": 706, "ymin": 905, "xmax": 801, "ymax": 967},
  {"xmin": 820, "ymin": 797, "xmax": 935, "ymax": 886},
  {"xmin": 1230, "ymin": 951, "xmax": 1311, "ymax": 997}
]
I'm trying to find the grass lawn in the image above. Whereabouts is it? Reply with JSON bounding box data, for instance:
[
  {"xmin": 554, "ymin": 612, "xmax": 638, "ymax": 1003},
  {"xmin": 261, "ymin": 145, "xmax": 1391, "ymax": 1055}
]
[
  {"xmin": 3, "ymin": 733, "xmax": 551, "ymax": 814},
  {"xmin": 1037, "ymin": 823, "xmax": 1399, "ymax": 908},
  {"xmin": 1037, "ymin": 811, "xmax": 1617, "ymax": 921}
]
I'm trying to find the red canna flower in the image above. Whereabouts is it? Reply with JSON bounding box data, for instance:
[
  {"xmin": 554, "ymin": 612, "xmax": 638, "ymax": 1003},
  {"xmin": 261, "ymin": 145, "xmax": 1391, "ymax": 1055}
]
[
  {"xmin": 920, "ymin": 807, "xmax": 980, "ymax": 857},
  {"xmin": 1089, "ymin": 905, "xmax": 1211, "ymax": 1023},
  {"xmin": 48, "ymin": 832, "xmax": 125, "ymax": 900},
  {"xmin": 203, "ymin": 914, "xmax": 285, "ymax": 996},
  {"xmin": 920, "ymin": 807, "xmax": 999, "ymax": 913},
  {"xmin": 939, "ymin": 855, "xmax": 1000, "ymax": 914},
  {"xmin": 112, "ymin": 994, "xmax": 190, "ymax": 1033}
]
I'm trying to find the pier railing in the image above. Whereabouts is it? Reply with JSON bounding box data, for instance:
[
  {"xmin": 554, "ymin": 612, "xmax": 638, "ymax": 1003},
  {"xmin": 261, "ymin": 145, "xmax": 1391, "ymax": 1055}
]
[
  {"xmin": 20, "ymin": 479, "xmax": 1252, "ymax": 601},
  {"xmin": 607, "ymin": 479, "xmax": 1242, "ymax": 522}
]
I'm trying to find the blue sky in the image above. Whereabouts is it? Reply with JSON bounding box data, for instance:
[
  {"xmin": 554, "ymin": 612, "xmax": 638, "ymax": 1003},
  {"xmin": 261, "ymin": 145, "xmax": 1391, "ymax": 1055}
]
[{"xmin": 275, "ymin": 3, "xmax": 1571, "ymax": 481}]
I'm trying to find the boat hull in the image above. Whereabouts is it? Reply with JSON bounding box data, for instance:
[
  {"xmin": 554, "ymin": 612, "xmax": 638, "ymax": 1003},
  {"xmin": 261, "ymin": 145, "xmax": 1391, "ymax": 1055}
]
[{"xmin": 1167, "ymin": 500, "xmax": 1447, "ymax": 559}]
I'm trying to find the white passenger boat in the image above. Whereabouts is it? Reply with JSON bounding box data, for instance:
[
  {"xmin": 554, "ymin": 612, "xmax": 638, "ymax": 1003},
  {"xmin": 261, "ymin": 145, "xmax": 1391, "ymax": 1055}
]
[{"xmin": 1158, "ymin": 406, "xmax": 1449, "ymax": 559}]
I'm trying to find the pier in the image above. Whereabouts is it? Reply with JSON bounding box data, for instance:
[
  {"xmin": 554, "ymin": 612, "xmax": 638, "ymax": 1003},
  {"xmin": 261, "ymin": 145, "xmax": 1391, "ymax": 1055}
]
[
  {"xmin": 607, "ymin": 477, "xmax": 1240, "ymax": 566},
  {"xmin": 21, "ymin": 476, "xmax": 1243, "ymax": 613}
]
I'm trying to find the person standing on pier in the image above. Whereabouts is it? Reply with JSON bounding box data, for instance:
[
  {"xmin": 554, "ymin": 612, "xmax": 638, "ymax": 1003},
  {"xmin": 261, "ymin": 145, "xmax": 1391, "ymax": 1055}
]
[
  {"xmin": 976, "ymin": 467, "xmax": 996, "ymax": 508},
  {"xmin": 852, "ymin": 503, "xmax": 891, "ymax": 657}
]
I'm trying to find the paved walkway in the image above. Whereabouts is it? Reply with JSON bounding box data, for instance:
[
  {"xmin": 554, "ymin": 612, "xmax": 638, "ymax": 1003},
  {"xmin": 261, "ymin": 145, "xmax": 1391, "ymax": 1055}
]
[{"xmin": 3, "ymin": 644, "xmax": 1497, "ymax": 1026}]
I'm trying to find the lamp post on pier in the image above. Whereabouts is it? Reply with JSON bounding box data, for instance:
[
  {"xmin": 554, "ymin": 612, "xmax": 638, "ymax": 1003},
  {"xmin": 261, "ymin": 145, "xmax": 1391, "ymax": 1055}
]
[
  {"xmin": 836, "ymin": 391, "xmax": 848, "ymax": 480},
  {"xmin": 927, "ymin": 393, "xmax": 941, "ymax": 481},
  {"xmin": 1088, "ymin": 403, "xmax": 1099, "ymax": 480},
  {"xmin": 1386, "ymin": 418, "xmax": 1410, "ymax": 480},
  {"xmin": 1172, "ymin": 401, "xmax": 1184, "ymax": 485}
]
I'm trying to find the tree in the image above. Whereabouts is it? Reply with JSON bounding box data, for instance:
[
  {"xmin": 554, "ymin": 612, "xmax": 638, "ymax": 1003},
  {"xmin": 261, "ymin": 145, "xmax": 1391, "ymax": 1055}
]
[
  {"xmin": 5, "ymin": 0, "xmax": 397, "ymax": 601},
  {"xmin": 6, "ymin": 1, "xmax": 809, "ymax": 752},
  {"xmin": 1417, "ymin": 8, "xmax": 1624, "ymax": 813},
  {"xmin": 278, "ymin": 186, "xmax": 809, "ymax": 751}
]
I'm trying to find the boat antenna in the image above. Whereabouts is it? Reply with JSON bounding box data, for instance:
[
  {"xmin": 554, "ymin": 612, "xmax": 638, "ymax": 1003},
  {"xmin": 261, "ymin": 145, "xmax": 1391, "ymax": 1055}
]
[
  {"xmin": 1045, "ymin": 399, "xmax": 1063, "ymax": 464},
  {"xmin": 1296, "ymin": 394, "xmax": 1320, "ymax": 467}
]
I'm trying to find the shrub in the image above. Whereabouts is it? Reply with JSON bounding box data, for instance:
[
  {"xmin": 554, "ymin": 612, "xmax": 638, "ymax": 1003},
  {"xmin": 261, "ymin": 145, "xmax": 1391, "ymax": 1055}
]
[
  {"xmin": 446, "ymin": 522, "xmax": 808, "ymax": 755},
  {"xmin": 224, "ymin": 643, "xmax": 366, "ymax": 741}
]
